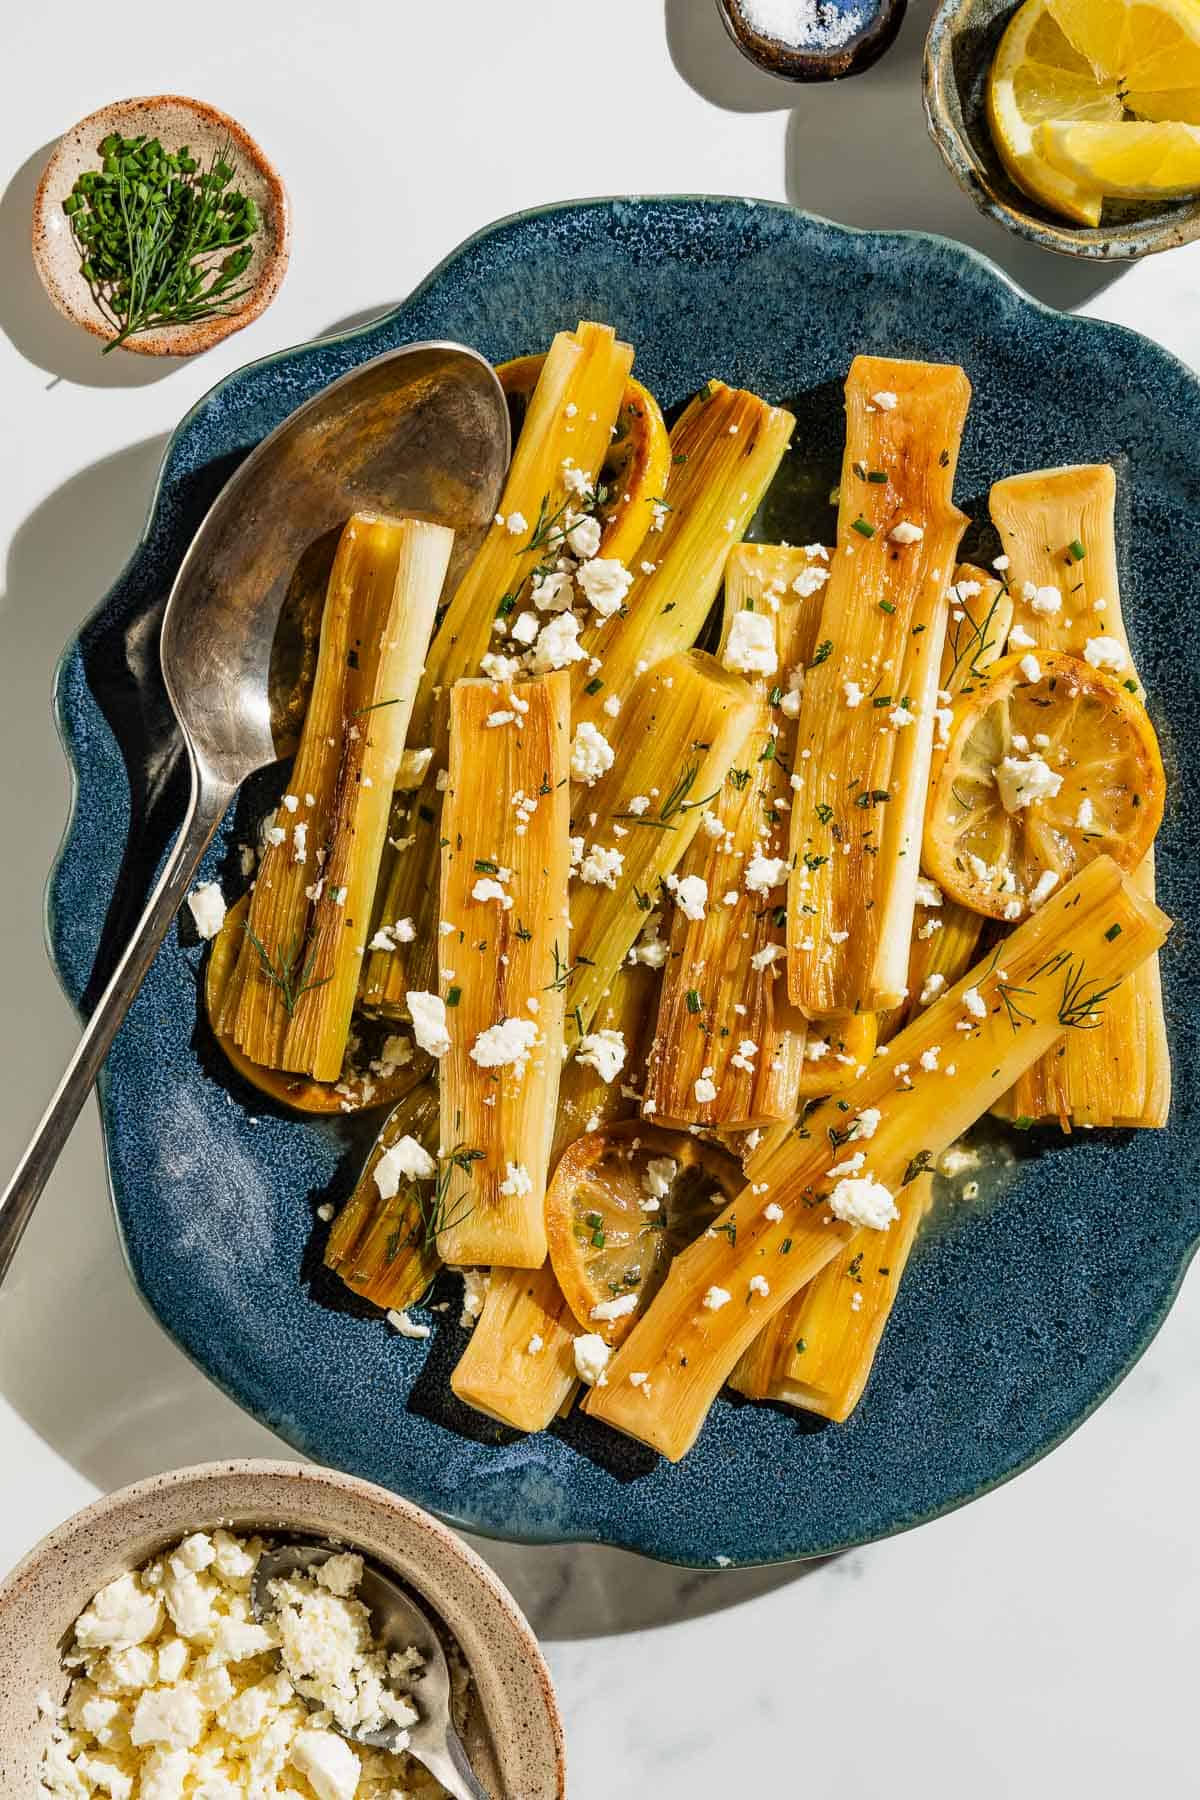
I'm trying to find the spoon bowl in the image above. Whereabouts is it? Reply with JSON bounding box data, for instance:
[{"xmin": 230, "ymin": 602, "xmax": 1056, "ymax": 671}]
[
  {"xmin": 0, "ymin": 339, "xmax": 510, "ymax": 1284},
  {"xmin": 252, "ymin": 1541, "xmax": 487, "ymax": 1797}
]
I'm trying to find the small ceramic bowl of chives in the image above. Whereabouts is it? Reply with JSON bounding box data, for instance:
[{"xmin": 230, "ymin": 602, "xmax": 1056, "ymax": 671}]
[
  {"xmin": 716, "ymin": 0, "xmax": 907, "ymax": 80},
  {"xmin": 924, "ymin": 0, "xmax": 1200, "ymax": 259},
  {"xmin": 32, "ymin": 93, "xmax": 290, "ymax": 355}
]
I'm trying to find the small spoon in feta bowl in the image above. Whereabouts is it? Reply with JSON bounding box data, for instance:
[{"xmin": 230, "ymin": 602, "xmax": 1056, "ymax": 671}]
[{"xmin": 252, "ymin": 1542, "xmax": 488, "ymax": 1799}]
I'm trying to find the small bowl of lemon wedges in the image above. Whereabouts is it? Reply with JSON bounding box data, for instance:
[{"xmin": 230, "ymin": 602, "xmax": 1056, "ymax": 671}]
[{"xmin": 925, "ymin": 0, "xmax": 1200, "ymax": 257}]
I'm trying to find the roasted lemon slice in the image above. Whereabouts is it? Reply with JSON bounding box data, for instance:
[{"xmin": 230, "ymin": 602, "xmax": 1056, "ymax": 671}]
[
  {"xmin": 1038, "ymin": 118, "xmax": 1200, "ymax": 196},
  {"xmin": 923, "ymin": 651, "xmax": 1164, "ymax": 921},
  {"xmin": 545, "ymin": 1125, "xmax": 742, "ymax": 1345},
  {"xmin": 987, "ymin": 0, "xmax": 1119, "ymax": 226},
  {"xmin": 496, "ymin": 355, "xmax": 670, "ymax": 567}
]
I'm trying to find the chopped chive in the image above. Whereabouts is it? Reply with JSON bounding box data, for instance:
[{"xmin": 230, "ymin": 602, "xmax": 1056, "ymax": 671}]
[
  {"xmin": 851, "ymin": 517, "xmax": 875, "ymax": 538},
  {"xmin": 686, "ymin": 989, "xmax": 702, "ymax": 1014},
  {"xmin": 584, "ymin": 677, "xmax": 603, "ymax": 695},
  {"xmin": 1104, "ymin": 922, "xmax": 1122, "ymax": 941},
  {"xmin": 878, "ymin": 598, "xmax": 895, "ymax": 614},
  {"xmin": 446, "ymin": 985, "xmax": 462, "ymax": 1007},
  {"xmin": 1068, "ymin": 539, "xmax": 1086, "ymax": 561}
]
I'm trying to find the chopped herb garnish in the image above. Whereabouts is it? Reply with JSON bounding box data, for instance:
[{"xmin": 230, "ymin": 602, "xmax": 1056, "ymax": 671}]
[
  {"xmin": 584, "ymin": 677, "xmax": 604, "ymax": 696},
  {"xmin": 686, "ymin": 988, "xmax": 703, "ymax": 1014},
  {"xmin": 852, "ymin": 517, "xmax": 876, "ymax": 538},
  {"xmin": 445, "ymin": 985, "xmax": 462, "ymax": 1007}
]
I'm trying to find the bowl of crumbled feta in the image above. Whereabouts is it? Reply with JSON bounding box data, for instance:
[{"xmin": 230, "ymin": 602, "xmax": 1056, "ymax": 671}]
[{"xmin": 0, "ymin": 1459, "xmax": 564, "ymax": 1800}]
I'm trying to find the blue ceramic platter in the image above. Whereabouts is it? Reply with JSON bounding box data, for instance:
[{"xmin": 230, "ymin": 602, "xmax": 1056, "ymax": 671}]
[{"xmin": 49, "ymin": 199, "xmax": 1200, "ymax": 1566}]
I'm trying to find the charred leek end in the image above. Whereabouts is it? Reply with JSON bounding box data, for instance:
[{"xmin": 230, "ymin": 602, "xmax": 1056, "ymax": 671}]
[
  {"xmin": 787, "ymin": 357, "xmax": 972, "ymax": 1019},
  {"xmin": 585, "ymin": 855, "xmax": 1170, "ymax": 1460},
  {"xmin": 570, "ymin": 381, "xmax": 795, "ymax": 736},
  {"xmin": 435, "ymin": 671, "xmax": 571, "ymax": 1270},
  {"xmin": 988, "ymin": 463, "xmax": 1169, "ymax": 1129},
  {"xmin": 940, "ymin": 562, "xmax": 1013, "ymax": 697},
  {"xmin": 554, "ymin": 961, "xmax": 661, "ymax": 1161},
  {"xmin": 792, "ymin": 1011, "xmax": 879, "ymax": 1096},
  {"xmin": 323, "ymin": 1081, "xmax": 442, "ymax": 1311},
  {"xmin": 567, "ymin": 650, "xmax": 759, "ymax": 1039},
  {"xmin": 730, "ymin": 1174, "xmax": 933, "ymax": 1419},
  {"xmin": 219, "ymin": 513, "xmax": 452, "ymax": 1080},
  {"xmin": 450, "ymin": 1261, "xmax": 579, "ymax": 1433},
  {"xmin": 206, "ymin": 896, "xmax": 428, "ymax": 1114},
  {"xmin": 363, "ymin": 321, "xmax": 633, "ymax": 1018}
]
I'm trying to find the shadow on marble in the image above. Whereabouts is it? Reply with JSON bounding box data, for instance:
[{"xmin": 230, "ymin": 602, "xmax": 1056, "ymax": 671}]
[
  {"xmin": 664, "ymin": 0, "xmax": 1123, "ymax": 314},
  {"xmin": 468, "ymin": 1533, "xmax": 834, "ymax": 1641},
  {"xmin": 0, "ymin": 145, "xmax": 187, "ymax": 389}
]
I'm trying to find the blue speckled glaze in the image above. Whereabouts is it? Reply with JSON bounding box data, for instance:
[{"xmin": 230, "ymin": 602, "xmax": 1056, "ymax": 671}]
[{"xmin": 48, "ymin": 199, "xmax": 1200, "ymax": 1567}]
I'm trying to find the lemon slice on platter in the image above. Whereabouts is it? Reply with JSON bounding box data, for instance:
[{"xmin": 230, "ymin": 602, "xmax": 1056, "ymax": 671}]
[
  {"xmin": 923, "ymin": 651, "xmax": 1164, "ymax": 922},
  {"xmin": 544, "ymin": 1125, "xmax": 742, "ymax": 1346}
]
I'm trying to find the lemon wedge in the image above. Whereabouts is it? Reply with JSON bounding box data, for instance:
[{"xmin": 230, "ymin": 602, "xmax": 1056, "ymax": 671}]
[
  {"xmin": 1038, "ymin": 118, "xmax": 1200, "ymax": 195},
  {"xmin": 987, "ymin": 0, "xmax": 1119, "ymax": 226}
]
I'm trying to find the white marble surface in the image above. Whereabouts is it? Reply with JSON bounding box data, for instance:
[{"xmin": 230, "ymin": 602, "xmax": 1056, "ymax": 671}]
[{"xmin": 2, "ymin": 2, "xmax": 1198, "ymax": 1794}]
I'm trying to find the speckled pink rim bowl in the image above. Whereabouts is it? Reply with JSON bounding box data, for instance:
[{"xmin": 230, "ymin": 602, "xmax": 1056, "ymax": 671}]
[
  {"xmin": 32, "ymin": 94, "xmax": 290, "ymax": 355},
  {"xmin": 0, "ymin": 1459, "xmax": 565, "ymax": 1798}
]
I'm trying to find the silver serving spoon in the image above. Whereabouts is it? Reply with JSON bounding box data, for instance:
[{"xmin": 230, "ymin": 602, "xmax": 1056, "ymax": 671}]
[
  {"xmin": 0, "ymin": 340, "xmax": 509, "ymax": 1286},
  {"xmin": 252, "ymin": 1542, "xmax": 488, "ymax": 1798}
]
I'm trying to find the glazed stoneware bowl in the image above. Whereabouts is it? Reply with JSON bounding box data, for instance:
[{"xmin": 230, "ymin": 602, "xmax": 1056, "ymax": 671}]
[
  {"xmin": 49, "ymin": 197, "xmax": 1200, "ymax": 1567},
  {"xmin": 716, "ymin": 0, "xmax": 907, "ymax": 80},
  {"xmin": 924, "ymin": 0, "xmax": 1200, "ymax": 259},
  {"xmin": 32, "ymin": 95, "xmax": 290, "ymax": 355},
  {"xmin": 0, "ymin": 1459, "xmax": 564, "ymax": 1797}
]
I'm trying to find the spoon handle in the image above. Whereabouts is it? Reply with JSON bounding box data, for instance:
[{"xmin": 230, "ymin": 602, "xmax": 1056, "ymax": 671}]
[
  {"xmin": 413, "ymin": 1729, "xmax": 491, "ymax": 1800},
  {"xmin": 0, "ymin": 766, "xmax": 230, "ymax": 1288}
]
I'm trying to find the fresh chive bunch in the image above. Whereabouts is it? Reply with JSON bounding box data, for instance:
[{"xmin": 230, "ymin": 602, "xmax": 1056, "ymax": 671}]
[{"xmin": 61, "ymin": 132, "xmax": 261, "ymax": 351}]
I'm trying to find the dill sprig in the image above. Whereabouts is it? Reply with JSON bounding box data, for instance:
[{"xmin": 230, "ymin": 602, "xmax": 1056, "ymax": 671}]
[
  {"xmin": 943, "ymin": 587, "xmax": 1006, "ymax": 690},
  {"xmin": 241, "ymin": 921, "xmax": 330, "ymax": 1018},
  {"xmin": 1058, "ymin": 957, "xmax": 1122, "ymax": 1030},
  {"xmin": 63, "ymin": 133, "xmax": 260, "ymax": 352},
  {"xmin": 424, "ymin": 1147, "xmax": 481, "ymax": 1251}
]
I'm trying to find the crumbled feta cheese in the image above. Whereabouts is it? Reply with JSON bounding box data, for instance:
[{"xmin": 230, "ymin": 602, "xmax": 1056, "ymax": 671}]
[
  {"xmin": 744, "ymin": 852, "xmax": 788, "ymax": 893},
  {"xmin": 792, "ymin": 563, "xmax": 830, "ymax": 599},
  {"xmin": 920, "ymin": 1045, "xmax": 941, "ymax": 1071},
  {"xmin": 578, "ymin": 843, "xmax": 624, "ymax": 888},
  {"xmin": 1008, "ymin": 623, "xmax": 1036, "ymax": 649},
  {"xmin": 290, "ymin": 1728, "xmax": 361, "ymax": 1800},
  {"xmin": 851, "ymin": 1106, "xmax": 881, "ymax": 1140},
  {"xmin": 920, "ymin": 971, "xmax": 946, "ymax": 1005},
  {"xmin": 889, "ymin": 520, "xmax": 924, "ymax": 545},
  {"xmin": 590, "ymin": 1292, "xmax": 639, "ymax": 1322},
  {"xmin": 843, "ymin": 679, "xmax": 864, "ymax": 708},
  {"xmin": 1028, "ymin": 868, "xmax": 1060, "ymax": 909},
  {"xmin": 573, "ymin": 1334, "xmax": 611, "ymax": 1386},
  {"xmin": 1076, "ymin": 797, "xmax": 1095, "ymax": 830},
  {"xmin": 504, "ymin": 510, "xmax": 528, "ymax": 536},
  {"xmin": 829, "ymin": 1174, "xmax": 899, "ymax": 1230},
  {"xmin": 670, "ymin": 873, "xmax": 708, "ymax": 920},
  {"xmin": 643, "ymin": 1156, "xmax": 677, "ymax": 1201},
  {"xmin": 576, "ymin": 1029, "xmax": 626, "ymax": 1084},
  {"xmin": 1083, "ymin": 635, "xmax": 1127, "ymax": 672},
  {"xmin": 374, "ymin": 1135, "xmax": 437, "ymax": 1197},
  {"xmin": 750, "ymin": 942, "xmax": 784, "ymax": 971},
  {"xmin": 995, "ymin": 753, "xmax": 1063, "ymax": 812},
  {"xmin": 459, "ymin": 1269, "xmax": 490, "ymax": 1327},
  {"xmin": 387, "ymin": 1309, "xmax": 431, "ymax": 1340},
  {"xmin": 469, "ymin": 1016, "xmax": 538, "ymax": 1070},
  {"xmin": 530, "ymin": 610, "xmax": 588, "ymax": 672},
  {"xmin": 527, "ymin": 1334, "xmax": 544, "ymax": 1354},
  {"xmin": 962, "ymin": 987, "xmax": 987, "ymax": 1019},
  {"xmin": 1029, "ymin": 585, "xmax": 1062, "ymax": 615},
  {"xmin": 889, "ymin": 705, "xmax": 916, "ymax": 729},
  {"xmin": 576, "ymin": 557, "xmax": 632, "ymax": 618},
  {"xmin": 915, "ymin": 876, "xmax": 943, "ymax": 909},
  {"xmin": 570, "ymin": 720, "xmax": 615, "ymax": 785},
  {"xmin": 694, "ymin": 1073, "xmax": 718, "ymax": 1104},
  {"xmin": 748, "ymin": 1274, "xmax": 770, "ymax": 1298},
  {"xmin": 407, "ymin": 990, "xmax": 451, "ymax": 1057},
  {"xmin": 472, "ymin": 876, "xmax": 514, "ymax": 909},
  {"xmin": 186, "ymin": 881, "xmax": 225, "ymax": 941},
  {"xmin": 723, "ymin": 609, "xmax": 778, "ymax": 675},
  {"xmin": 703, "ymin": 1285, "xmax": 732, "ymax": 1311},
  {"xmin": 805, "ymin": 1038, "xmax": 830, "ymax": 1061},
  {"xmin": 567, "ymin": 514, "xmax": 603, "ymax": 560},
  {"xmin": 871, "ymin": 390, "xmax": 898, "ymax": 410},
  {"xmin": 1018, "ymin": 653, "xmax": 1042, "ymax": 683}
]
